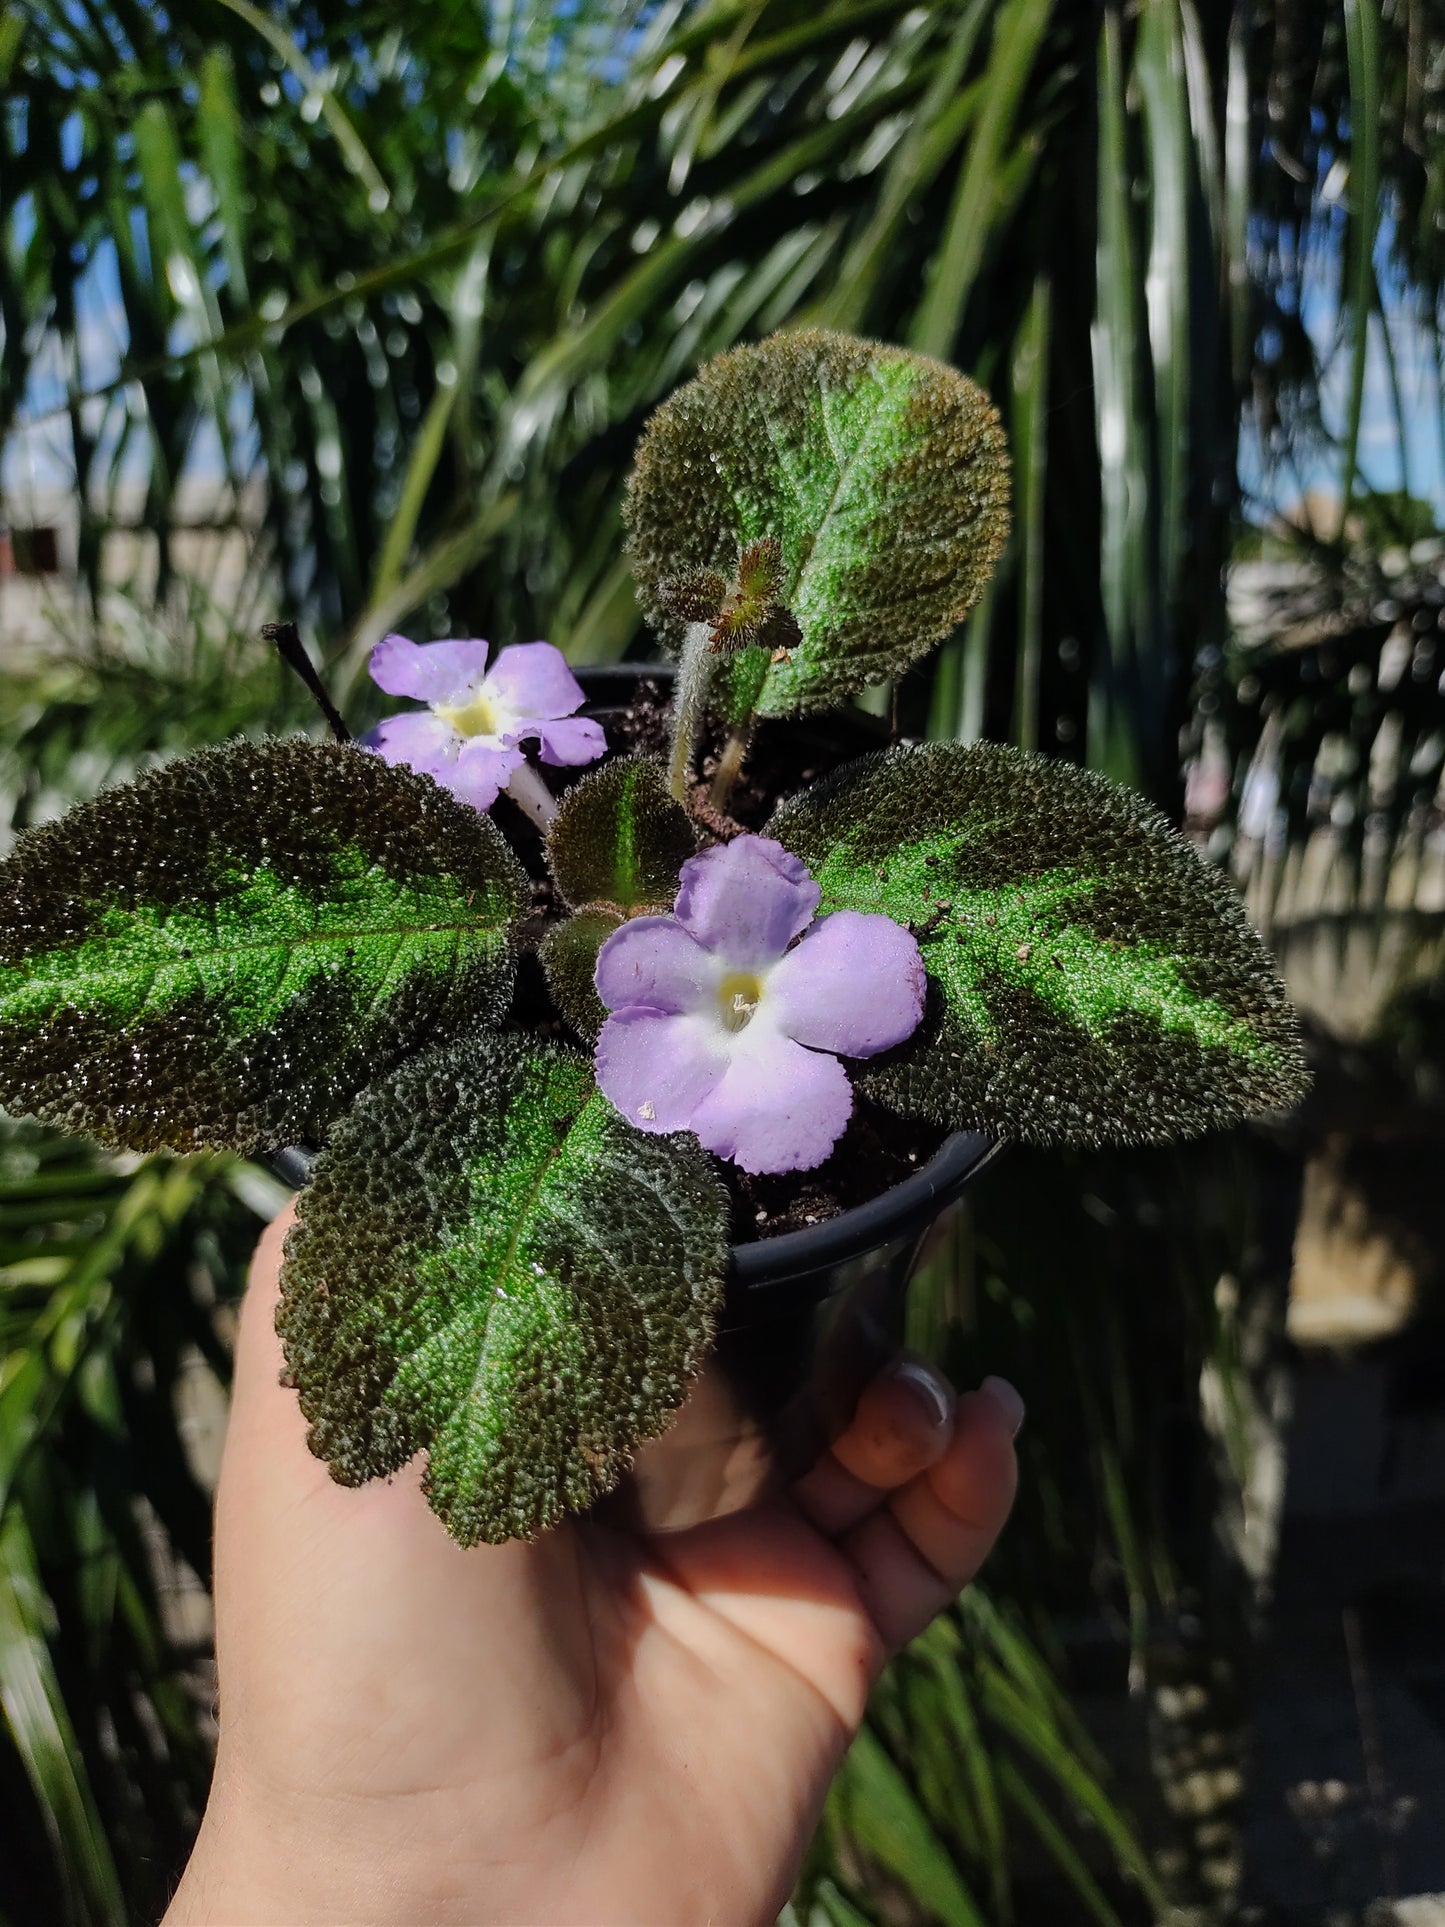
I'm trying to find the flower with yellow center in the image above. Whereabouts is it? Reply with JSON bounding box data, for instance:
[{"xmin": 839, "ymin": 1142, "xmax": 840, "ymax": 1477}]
[
  {"xmin": 594, "ymin": 834, "xmax": 926, "ymax": 1174},
  {"xmin": 368, "ymin": 633, "xmax": 605, "ymax": 814}
]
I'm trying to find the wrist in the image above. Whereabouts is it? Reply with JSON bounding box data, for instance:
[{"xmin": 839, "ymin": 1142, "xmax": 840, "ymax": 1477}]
[
  {"xmin": 164, "ymin": 1757, "xmax": 549, "ymax": 1927},
  {"xmin": 165, "ymin": 1770, "xmax": 404, "ymax": 1926}
]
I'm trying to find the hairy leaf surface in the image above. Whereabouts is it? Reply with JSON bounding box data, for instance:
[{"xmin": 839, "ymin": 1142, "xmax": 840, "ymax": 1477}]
[
  {"xmin": 278, "ymin": 1034, "xmax": 729, "ymax": 1543},
  {"xmin": 539, "ymin": 909, "xmax": 620, "ymax": 1041},
  {"xmin": 546, "ymin": 755, "xmax": 696, "ymax": 912},
  {"xmin": 0, "ymin": 740, "xmax": 528, "ymax": 1152},
  {"xmin": 623, "ymin": 329, "xmax": 1010, "ymax": 720},
  {"xmin": 770, "ymin": 744, "xmax": 1308, "ymax": 1144}
]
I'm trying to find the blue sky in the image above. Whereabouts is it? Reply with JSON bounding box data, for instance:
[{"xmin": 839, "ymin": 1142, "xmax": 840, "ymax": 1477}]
[{"xmin": 1238, "ymin": 210, "xmax": 1445, "ymax": 525}]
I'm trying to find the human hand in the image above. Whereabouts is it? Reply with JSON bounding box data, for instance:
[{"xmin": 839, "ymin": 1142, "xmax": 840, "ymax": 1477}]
[{"xmin": 166, "ymin": 1204, "xmax": 1021, "ymax": 1926}]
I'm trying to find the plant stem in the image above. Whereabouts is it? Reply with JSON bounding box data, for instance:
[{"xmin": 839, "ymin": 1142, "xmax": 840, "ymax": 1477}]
[
  {"xmin": 261, "ymin": 621, "xmax": 350, "ymax": 742},
  {"xmin": 505, "ymin": 759, "xmax": 558, "ymax": 830},
  {"xmin": 708, "ymin": 720, "xmax": 754, "ymax": 815},
  {"xmin": 667, "ymin": 620, "xmax": 715, "ymax": 803}
]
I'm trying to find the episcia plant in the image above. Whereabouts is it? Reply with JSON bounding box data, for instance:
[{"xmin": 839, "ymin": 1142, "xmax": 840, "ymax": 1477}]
[{"xmin": 0, "ymin": 330, "xmax": 1309, "ymax": 1545}]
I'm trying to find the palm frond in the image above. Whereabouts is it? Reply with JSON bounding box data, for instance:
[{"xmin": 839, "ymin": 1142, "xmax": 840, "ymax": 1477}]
[{"xmin": 0, "ymin": 1120, "xmax": 280, "ymax": 1923}]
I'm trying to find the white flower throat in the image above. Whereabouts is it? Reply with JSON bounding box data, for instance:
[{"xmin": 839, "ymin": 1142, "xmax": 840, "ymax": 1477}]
[
  {"xmin": 436, "ymin": 689, "xmax": 502, "ymax": 739},
  {"xmin": 718, "ymin": 970, "xmax": 764, "ymax": 1033}
]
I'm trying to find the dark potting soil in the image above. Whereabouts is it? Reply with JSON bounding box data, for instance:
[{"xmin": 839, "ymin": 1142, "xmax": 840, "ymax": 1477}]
[
  {"xmin": 728, "ymin": 1100, "xmax": 947, "ymax": 1243},
  {"xmin": 564, "ymin": 674, "xmax": 935, "ymax": 1242},
  {"xmin": 600, "ymin": 676, "xmax": 674, "ymax": 762}
]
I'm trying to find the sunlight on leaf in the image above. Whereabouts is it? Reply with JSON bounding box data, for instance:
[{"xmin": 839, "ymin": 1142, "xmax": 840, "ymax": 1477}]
[{"xmin": 279, "ymin": 1033, "xmax": 729, "ymax": 1543}]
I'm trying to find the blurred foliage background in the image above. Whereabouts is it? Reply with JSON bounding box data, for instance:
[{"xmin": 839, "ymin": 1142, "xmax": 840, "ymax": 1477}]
[{"xmin": 4, "ymin": 0, "xmax": 1445, "ymax": 1921}]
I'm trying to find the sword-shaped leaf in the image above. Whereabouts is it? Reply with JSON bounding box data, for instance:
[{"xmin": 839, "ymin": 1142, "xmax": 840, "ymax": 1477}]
[
  {"xmin": 0, "ymin": 739, "xmax": 528, "ymax": 1152},
  {"xmin": 770, "ymin": 744, "xmax": 1308, "ymax": 1145},
  {"xmin": 278, "ymin": 1033, "xmax": 729, "ymax": 1543},
  {"xmin": 623, "ymin": 329, "xmax": 1010, "ymax": 721}
]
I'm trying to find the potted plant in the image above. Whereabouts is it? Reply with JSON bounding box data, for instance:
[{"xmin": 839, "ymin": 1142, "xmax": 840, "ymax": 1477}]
[{"xmin": 0, "ymin": 329, "xmax": 1307, "ymax": 1546}]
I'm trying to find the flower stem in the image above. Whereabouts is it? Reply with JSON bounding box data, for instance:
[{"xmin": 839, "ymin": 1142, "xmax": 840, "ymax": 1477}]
[
  {"xmin": 667, "ymin": 620, "xmax": 715, "ymax": 804},
  {"xmin": 505, "ymin": 759, "xmax": 558, "ymax": 831},
  {"xmin": 261, "ymin": 621, "xmax": 350, "ymax": 743},
  {"xmin": 708, "ymin": 720, "xmax": 754, "ymax": 815}
]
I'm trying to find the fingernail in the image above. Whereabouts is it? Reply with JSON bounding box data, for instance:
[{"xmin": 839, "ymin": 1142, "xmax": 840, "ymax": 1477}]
[
  {"xmin": 980, "ymin": 1374, "xmax": 1025, "ymax": 1437},
  {"xmin": 888, "ymin": 1357, "xmax": 954, "ymax": 1429}
]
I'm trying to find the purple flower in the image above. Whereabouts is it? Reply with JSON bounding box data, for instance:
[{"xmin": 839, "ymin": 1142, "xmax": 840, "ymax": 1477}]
[
  {"xmin": 594, "ymin": 835, "xmax": 926, "ymax": 1174},
  {"xmin": 368, "ymin": 634, "xmax": 605, "ymax": 812}
]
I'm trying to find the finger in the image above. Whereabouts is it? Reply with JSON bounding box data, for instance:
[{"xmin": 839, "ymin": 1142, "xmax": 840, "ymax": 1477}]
[
  {"xmin": 792, "ymin": 1355, "xmax": 956, "ymax": 1537},
  {"xmin": 838, "ymin": 1378, "xmax": 1022, "ymax": 1661}
]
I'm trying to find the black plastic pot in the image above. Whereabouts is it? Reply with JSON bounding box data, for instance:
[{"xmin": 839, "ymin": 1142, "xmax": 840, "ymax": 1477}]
[
  {"xmin": 605, "ymin": 1128, "xmax": 1001, "ymax": 1529},
  {"xmin": 273, "ymin": 665, "xmax": 1003, "ymax": 1531}
]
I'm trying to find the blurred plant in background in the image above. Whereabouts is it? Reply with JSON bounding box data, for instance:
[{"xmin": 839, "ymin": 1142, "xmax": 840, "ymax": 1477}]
[
  {"xmin": 0, "ymin": 1122, "xmax": 287, "ymax": 1923},
  {"xmin": 4, "ymin": 0, "xmax": 1443, "ymax": 1920},
  {"xmin": 7, "ymin": 0, "xmax": 1251, "ymax": 781}
]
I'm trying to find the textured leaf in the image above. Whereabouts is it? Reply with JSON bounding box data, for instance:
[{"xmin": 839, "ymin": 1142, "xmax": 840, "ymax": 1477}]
[
  {"xmin": 623, "ymin": 329, "xmax": 1010, "ymax": 721},
  {"xmin": 770, "ymin": 744, "xmax": 1309, "ymax": 1145},
  {"xmin": 0, "ymin": 740, "xmax": 528, "ymax": 1154},
  {"xmin": 278, "ymin": 1033, "xmax": 729, "ymax": 1544},
  {"xmin": 539, "ymin": 908, "xmax": 620, "ymax": 1042},
  {"xmin": 546, "ymin": 755, "xmax": 697, "ymax": 912}
]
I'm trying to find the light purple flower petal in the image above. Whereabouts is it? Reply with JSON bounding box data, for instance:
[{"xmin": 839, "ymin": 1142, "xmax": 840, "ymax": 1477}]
[
  {"xmin": 446, "ymin": 739, "xmax": 524, "ymax": 812},
  {"xmin": 484, "ymin": 641, "xmax": 586, "ymax": 720},
  {"xmin": 526, "ymin": 715, "xmax": 608, "ymax": 767},
  {"xmin": 370, "ymin": 634, "xmax": 490, "ymax": 703},
  {"xmin": 688, "ymin": 1027, "xmax": 853, "ymax": 1174},
  {"xmin": 595, "ymin": 917, "xmax": 718, "ymax": 1016},
  {"xmin": 766, "ymin": 910, "xmax": 926, "ymax": 1058},
  {"xmin": 587, "ymin": 832, "xmax": 906, "ymax": 1173},
  {"xmin": 596, "ymin": 1007, "xmax": 726, "ymax": 1133},
  {"xmin": 674, "ymin": 836, "xmax": 821, "ymax": 969},
  {"xmin": 371, "ymin": 710, "xmax": 459, "ymax": 780},
  {"xmin": 376, "ymin": 714, "xmax": 521, "ymax": 808}
]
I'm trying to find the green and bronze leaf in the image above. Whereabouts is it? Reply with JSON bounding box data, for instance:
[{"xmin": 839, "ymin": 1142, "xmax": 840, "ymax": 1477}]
[
  {"xmin": 623, "ymin": 328, "xmax": 1010, "ymax": 721},
  {"xmin": 770, "ymin": 743, "xmax": 1309, "ymax": 1145},
  {"xmin": 278, "ymin": 1033, "xmax": 730, "ymax": 1544},
  {"xmin": 541, "ymin": 756, "xmax": 697, "ymax": 1041},
  {"xmin": 545, "ymin": 754, "xmax": 697, "ymax": 914},
  {"xmin": 539, "ymin": 909, "xmax": 619, "ymax": 1042},
  {"xmin": 0, "ymin": 739, "xmax": 528, "ymax": 1152}
]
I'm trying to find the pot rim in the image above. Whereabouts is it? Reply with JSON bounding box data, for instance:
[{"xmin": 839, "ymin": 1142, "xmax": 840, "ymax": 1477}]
[
  {"xmin": 728, "ymin": 1129, "xmax": 1000, "ymax": 1289},
  {"xmin": 581, "ymin": 660, "xmax": 676, "ymax": 686}
]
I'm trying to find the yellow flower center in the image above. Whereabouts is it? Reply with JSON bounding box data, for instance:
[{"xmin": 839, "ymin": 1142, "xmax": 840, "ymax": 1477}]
[
  {"xmin": 717, "ymin": 971, "xmax": 763, "ymax": 1033},
  {"xmin": 436, "ymin": 690, "xmax": 501, "ymax": 739}
]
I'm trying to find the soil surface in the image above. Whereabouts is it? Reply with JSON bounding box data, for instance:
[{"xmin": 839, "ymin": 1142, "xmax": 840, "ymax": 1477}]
[
  {"xmin": 601, "ymin": 676, "xmax": 675, "ymax": 763},
  {"xmin": 728, "ymin": 1100, "xmax": 947, "ymax": 1242}
]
